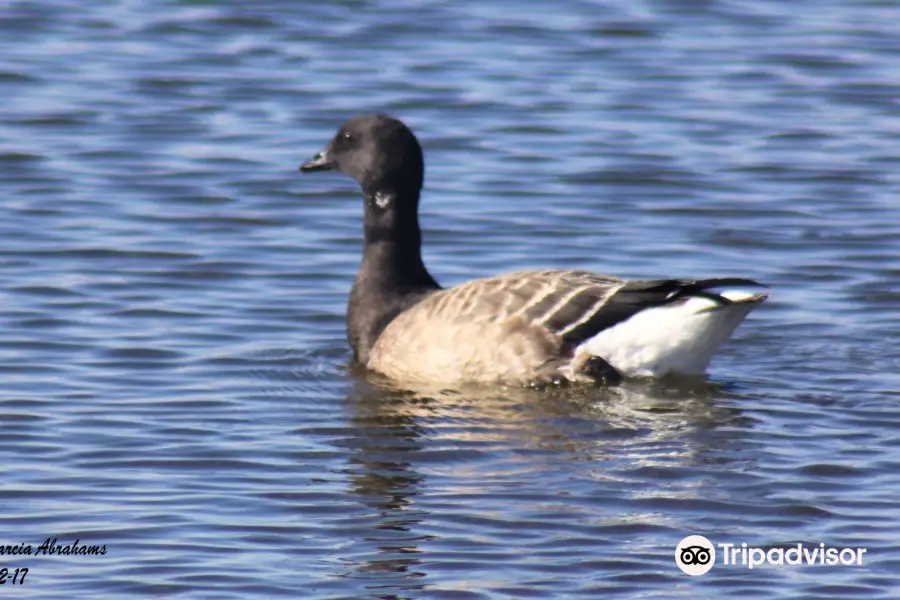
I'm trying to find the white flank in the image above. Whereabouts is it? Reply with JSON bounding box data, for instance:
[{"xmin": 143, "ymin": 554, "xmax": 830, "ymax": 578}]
[{"xmin": 576, "ymin": 290, "xmax": 767, "ymax": 377}]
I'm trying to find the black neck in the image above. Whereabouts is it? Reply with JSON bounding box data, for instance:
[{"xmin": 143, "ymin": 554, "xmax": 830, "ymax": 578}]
[{"xmin": 346, "ymin": 189, "xmax": 440, "ymax": 364}]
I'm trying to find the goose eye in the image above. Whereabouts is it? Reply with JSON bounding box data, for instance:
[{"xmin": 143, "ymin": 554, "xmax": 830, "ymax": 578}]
[{"xmin": 342, "ymin": 132, "xmax": 352, "ymax": 141}]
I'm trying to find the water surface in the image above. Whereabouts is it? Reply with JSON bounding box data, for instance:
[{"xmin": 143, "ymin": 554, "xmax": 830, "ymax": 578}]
[{"xmin": 1, "ymin": 0, "xmax": 899, "ymax": 597}]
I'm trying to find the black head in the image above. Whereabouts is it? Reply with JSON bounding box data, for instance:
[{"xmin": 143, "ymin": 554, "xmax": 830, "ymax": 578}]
[
  {"xmin": 300, "ymin": 115, "xmax": 424, "ymax": 198},
  {"xmin": 300, "ymin": 115, "xmax": 426, "ymax": 244}
]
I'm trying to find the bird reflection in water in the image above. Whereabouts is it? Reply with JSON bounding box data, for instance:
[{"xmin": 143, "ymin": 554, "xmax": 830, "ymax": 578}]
[{"xmin": 337, "ymin": 369, "xmax": 752, "ymax": 597}]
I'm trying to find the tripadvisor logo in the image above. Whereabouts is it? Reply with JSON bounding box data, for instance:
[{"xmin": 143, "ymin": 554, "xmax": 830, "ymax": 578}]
[{"xmin": 675, "ymin": 535, "xmax": 868, "ymax": 575}]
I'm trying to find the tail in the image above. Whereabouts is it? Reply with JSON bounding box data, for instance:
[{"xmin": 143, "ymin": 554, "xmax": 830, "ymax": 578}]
[
  {"xmin": 653, "ymin": 277, "xmax": 768, "ymax": 307},
  {"xmin": 577, "ymin": 279, "xmax": 768, "ymax": 377}
]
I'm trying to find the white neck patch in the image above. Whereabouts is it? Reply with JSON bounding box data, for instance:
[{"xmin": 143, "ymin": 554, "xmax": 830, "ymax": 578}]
[{"xmin": 374, "ymin": 191, "xmax": 392, "ymax": 208}]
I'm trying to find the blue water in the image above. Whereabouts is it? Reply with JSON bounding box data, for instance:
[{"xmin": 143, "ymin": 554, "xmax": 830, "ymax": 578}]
[{"xmin": 1, "ymin": 1, "xmax": 899, "ymax": 598}]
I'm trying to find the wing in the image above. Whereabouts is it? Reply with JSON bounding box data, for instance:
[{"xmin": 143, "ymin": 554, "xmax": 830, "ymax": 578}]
[
  {"xmin": 551, "ymin": 276, "xmax": 766, "ymax": 346},
  {"xmin": 416, "ymin": 269, "xmax": 621, "ymax": 339},
  {"xmin": 422, "ymin": 269, "xmax": 764, "ymax": 348}
]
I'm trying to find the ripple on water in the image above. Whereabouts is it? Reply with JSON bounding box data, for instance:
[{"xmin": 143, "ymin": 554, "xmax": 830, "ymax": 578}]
[{"xmin": 1, "ymin": 0, "xmax": 900, "ymax": 598}]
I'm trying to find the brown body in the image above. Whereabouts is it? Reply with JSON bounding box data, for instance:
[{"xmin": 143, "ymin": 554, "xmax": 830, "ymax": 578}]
[{"xmin": 367, "ymin": 270, "xmax": 622, "ymax": 384}]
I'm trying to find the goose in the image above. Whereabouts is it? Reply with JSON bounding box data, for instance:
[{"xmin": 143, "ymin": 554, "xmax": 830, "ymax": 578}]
[{"xmin": 299, "ymin": 115, "xmax": 767, "ymax": 385}]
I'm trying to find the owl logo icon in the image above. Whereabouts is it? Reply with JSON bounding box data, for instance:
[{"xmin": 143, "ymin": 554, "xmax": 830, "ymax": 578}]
[{"xmin": 675, "ymin": 535, "xmax": 716, "ymax": 575}]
